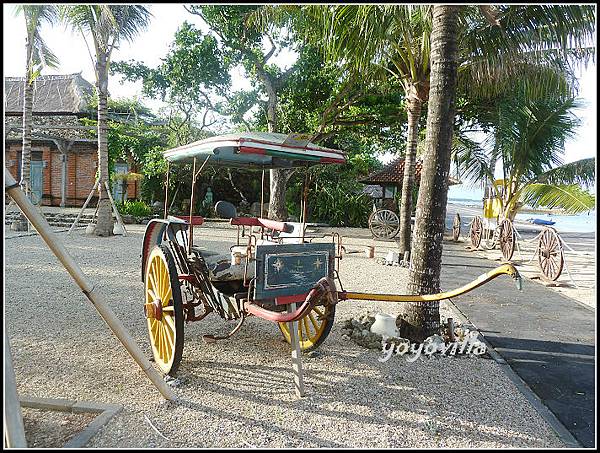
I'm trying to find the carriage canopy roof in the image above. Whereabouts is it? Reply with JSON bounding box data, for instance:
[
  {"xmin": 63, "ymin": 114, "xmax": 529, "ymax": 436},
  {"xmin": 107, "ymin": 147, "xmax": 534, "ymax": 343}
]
[{"xmin": 163, "ymin": 132, "xmax": 347, "ymax": 168}]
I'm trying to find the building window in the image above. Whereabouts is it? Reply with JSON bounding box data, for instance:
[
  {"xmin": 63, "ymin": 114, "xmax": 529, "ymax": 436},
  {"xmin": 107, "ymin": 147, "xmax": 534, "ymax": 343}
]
[{"xmin": 383, "ymin": 185, "xmax": 397, "ymax": 199}]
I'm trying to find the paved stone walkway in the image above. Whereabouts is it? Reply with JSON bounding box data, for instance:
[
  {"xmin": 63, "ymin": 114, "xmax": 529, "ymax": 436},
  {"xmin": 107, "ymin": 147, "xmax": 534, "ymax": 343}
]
[{"xmin": 440, "ymin": 239, "xmax": 595, "ymax": 447}]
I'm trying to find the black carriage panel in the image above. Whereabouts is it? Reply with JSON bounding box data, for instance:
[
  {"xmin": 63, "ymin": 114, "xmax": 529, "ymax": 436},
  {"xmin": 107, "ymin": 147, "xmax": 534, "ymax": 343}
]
[{"xmin": 254, "ymin": 242, "xmax": 335, "ymax": 302}]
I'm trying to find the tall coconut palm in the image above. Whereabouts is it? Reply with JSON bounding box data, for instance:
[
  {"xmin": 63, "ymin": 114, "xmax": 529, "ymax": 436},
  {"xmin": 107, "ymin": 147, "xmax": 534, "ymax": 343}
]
[
  {"xmin": 60, "ymin": 5, "xmax": 151, "ymax": 236},
  {"xmin": 455, "ymin": 94, "xmax": 595, "ymax": 219},
  {"xmin": 303, "ymin": 4, "xmax": 595, "ymax": 258},
  {"xmin": 405, "ymin": 4, "xmax": 461, "ymax": 341},
  {"xmin": 309, "ymin": 4, "xmax": 594, "ymax": 339},
  {"xmin": 299, "ymin": 5, "xmax": 431, "ymax": 258},
  {"xmin": 15, "ymin": 5, "xmax": 59, "ymax": 200}
]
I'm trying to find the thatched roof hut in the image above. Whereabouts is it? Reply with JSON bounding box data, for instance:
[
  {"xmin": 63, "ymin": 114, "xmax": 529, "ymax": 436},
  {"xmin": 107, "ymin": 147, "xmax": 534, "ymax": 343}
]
[{"xmin": 4, "ymin": 73, "xmax": 94, "ymax": 116}]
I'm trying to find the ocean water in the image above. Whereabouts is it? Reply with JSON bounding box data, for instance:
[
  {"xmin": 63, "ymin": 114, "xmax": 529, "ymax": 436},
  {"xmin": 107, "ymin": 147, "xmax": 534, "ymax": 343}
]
[
  {"xmin": 514, "ymin": 211, "xmax": 596, "ymax": 234},
  {"xmin": 448, "ymin": 197, "xmax": 596, "ymax": 233}
]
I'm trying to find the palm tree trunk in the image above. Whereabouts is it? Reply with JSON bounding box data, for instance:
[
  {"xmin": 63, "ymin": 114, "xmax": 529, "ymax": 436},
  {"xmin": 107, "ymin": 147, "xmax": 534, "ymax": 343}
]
[
  {"xmin": 21, "ymin": 41, "xmax": 33, "ymax": 198},
  {"xmin": 94, "ymin": 54, "xmax": 114, "ymax": 236},
  {"xmin": 405, "ymin": 5, "xmax": 460, "ymax": 341},
  {"xmin": 398, "ymin": 93, "xmax": 422, "ymax": 258}
]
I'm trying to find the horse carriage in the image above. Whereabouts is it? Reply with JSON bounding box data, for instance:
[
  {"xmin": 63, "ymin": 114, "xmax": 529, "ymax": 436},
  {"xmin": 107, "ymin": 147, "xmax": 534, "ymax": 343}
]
[
  {"xmin": 453, "ymin": 180, "xmax": 568, "ymax": 282},
  {"xmin": 141, "ymin": 133, "xmax": 523, "ymax": 379}
]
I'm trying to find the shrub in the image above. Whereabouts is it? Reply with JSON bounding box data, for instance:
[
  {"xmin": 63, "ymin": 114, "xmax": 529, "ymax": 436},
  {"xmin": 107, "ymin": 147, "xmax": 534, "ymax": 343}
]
[{"xmin": 116, "ymin": 200, "xmax": 152, "ymax": 218}]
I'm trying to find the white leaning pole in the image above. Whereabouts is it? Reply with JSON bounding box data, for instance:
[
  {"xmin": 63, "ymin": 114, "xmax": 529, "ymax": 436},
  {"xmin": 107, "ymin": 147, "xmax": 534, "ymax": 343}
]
[
  {"xmin": 4, "ymin": 332, "xmax": 27, "ymax": 448},
  {"xmin": 4, "ymin": 169, "xmax": 176, "ymax": 402}
]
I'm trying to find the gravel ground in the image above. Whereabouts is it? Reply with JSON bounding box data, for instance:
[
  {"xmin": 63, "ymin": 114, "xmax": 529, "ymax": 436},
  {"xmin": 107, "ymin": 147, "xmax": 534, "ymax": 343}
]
[
  {"xmin": 5, "ymin": 224, "xmax": 565, "ymax": 448},
  {"xmin": 21, "ymin": 407, "xmax": 97, "ymax": 448}
]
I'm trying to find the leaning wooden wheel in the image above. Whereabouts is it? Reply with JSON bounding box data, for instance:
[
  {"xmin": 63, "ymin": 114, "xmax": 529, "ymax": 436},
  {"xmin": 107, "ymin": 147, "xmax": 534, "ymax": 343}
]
[
  {"xmin": 144, "ymin": 244, "xmax": 184, "ymax": 376},
  {"xmin": 498, "ymin": 219, "xmax": 515, "ymax": 261},
  {"xmin": 469, "ymin": 216, "xmax": 483, "ymax": 248},
  {"xmin": 452, "ymin": 213, "xmax": 461, "ymax": 241},
  {"xmin": 278, "ymin": 303, "xmax": 335, "ymax": 352},
  {"xmin": 368, "ymin": 209, "xmax": 400, "ymax": 239},
  {"xmin": 537, "ymin": 227, "xmax": 564, "ymax": 281}
]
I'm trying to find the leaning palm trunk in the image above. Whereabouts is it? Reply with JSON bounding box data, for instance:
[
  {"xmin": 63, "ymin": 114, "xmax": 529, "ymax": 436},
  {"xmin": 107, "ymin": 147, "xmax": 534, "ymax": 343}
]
[
  {"xmin": 15, "ymin": 34, "xmax": 36, "ymax": 231},
  {"xmin": 94, "ymin": 55, "xmax": 114, "ymax": 237},
  {"xmin": 405, "ymin": 5, "xmax": 460, "ymax": 341},
  {"xmin": 398, "ymin": 94, "xmax": 423, "ymax": 258}
]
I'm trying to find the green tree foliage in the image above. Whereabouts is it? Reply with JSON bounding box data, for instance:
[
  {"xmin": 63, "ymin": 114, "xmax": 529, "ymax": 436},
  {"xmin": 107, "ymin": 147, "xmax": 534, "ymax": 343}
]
[
  {"xmin": 79, "ymin": 98, "xmax": 169, "ymax": 203},
  {"xmin": 111, "ymin": 21, "xmax": 231, "ymax": 145},
  {"xmin": 455, "ymin": 94, "xmax": 595, "ymax": 217},
  {"xmin": 246, "ymin": 43, "xmax": 402, "ymax": 226}
]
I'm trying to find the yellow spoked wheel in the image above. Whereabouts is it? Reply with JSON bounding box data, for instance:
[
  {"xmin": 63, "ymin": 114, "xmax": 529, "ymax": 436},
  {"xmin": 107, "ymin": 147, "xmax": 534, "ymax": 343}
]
[
  {"xmin": 144, "ymin": 245, "xmax": 184, "ymax": 376},
  {"xmin": 278, "ymin": 303, "xmax": 335, "ymax": 352}
]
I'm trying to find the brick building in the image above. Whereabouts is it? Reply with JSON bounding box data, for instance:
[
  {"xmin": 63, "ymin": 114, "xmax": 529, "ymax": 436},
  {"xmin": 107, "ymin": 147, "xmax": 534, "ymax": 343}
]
[{"xmin": 5, "ymin": 73, "xmax": 139, "ymax": 207}]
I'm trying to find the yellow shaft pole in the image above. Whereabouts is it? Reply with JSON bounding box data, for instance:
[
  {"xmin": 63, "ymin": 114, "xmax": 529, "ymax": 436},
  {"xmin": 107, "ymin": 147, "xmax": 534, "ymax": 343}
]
[
  {"xmin": 342, "ymin": 264, "xmax": 521, "ymax": 302},
  {"xmin": 5, "ymin": 169, "xmax": 176, "ymax": 401}
]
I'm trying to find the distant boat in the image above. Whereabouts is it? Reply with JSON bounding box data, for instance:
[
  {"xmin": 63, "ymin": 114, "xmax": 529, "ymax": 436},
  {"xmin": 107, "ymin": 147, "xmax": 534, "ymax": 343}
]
[{"xmin": 527, "ymin": 218, "xmax": 556, "ymax": 226}]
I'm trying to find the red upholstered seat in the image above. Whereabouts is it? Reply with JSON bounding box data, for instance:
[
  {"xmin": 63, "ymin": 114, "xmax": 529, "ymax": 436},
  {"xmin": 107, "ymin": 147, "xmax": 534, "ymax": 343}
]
[
  {"xmin": 173, "ymin": 215, "xmax": 204, "ymax": 225},
  {"xmin": 230, "ymin": 217, "xmax": 292, "ymax": 233}
]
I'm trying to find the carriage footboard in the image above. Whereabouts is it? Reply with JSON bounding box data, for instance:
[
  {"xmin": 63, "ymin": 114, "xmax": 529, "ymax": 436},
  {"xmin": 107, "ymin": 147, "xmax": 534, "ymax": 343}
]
[{"xmin": 245, "ymin": 277, "xmax": 335, "ymax": 322}]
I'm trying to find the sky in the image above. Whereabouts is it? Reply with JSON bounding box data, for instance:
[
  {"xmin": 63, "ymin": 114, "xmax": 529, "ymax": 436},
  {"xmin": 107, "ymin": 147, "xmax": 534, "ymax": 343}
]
[{"xmin": 3, "ymin": 3, "xmax": 597, "ymax": 199}]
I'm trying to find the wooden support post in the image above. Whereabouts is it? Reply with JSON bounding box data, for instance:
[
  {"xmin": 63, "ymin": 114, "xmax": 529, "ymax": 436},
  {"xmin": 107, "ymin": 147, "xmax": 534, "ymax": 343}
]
[
  {"xmin": 60, "ymin": 153, "xmax": 67, "ymax": 208},
  {"xmin": 104, "ymin": 181, "xmax": 127, "ymax": 237},
  {"xmin": 287, "ymin": 303, "xmax": 305, "ymax": 398},
  {"xmin": 4, "ymin": 332, "xmax": 27, "ymax": 448},
  {"xmin": 164, "ymin": 161, "xmax": 170, "ymax": 220},
  {"xmin": 5, "ymin": 169, "xmax": 176, "ymax": 401},
  {"xmin": 448, "ymin": 317, "xmax": 455, "ymax": 342},
  {"xmin": 67, "ymin": 179, "xmax": 99, "ymax": 235},
  {"xmin": 260, "ymin": 169, "xmax": 265, "ymax": 219}
]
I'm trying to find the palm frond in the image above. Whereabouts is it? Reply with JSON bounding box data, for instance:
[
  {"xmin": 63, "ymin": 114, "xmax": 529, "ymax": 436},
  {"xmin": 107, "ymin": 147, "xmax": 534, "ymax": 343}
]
[
  {"xmin": 535, "ymin": 158, "xmax": 596, "ymax": 188},
  {"xmin": 494, "ymin": 96, "xmax": 581, "ymax": 181},
  {"xmin": 458, "ymin": 5, "xmax": 595, "ymax": 100},
  {"xmin": 452, "ymin": 131, "xmax": 496, "ymax": 184},
  {"xmin": 60, "ymin": 5, "xmax": 150, "ymax": 53},
  {"xmin": 520, "ymin": 183, "xmax": 595, "ymax": 214},
  {"xmin": 16, "ymin": 5, "xmax": 60, "ymax": 73}
]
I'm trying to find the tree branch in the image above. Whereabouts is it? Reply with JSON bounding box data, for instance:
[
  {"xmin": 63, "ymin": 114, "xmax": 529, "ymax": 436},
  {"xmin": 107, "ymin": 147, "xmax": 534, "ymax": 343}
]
[{"xmin": 263, "ymin": 33, "xmax": 276, "ymax": 63}]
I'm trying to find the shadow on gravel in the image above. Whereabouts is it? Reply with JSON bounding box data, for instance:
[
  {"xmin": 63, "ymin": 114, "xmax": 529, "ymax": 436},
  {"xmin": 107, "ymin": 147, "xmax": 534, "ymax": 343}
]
[{"xmin": 179, "ymin": 349, "xmax": 557, "ymax": 448}]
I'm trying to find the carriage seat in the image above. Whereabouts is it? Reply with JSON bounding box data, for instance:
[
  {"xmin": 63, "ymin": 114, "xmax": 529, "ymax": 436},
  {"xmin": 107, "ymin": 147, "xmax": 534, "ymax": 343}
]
[{"xmin": 199, "ymin": 251, "xmax": 255, "ymax": 282}]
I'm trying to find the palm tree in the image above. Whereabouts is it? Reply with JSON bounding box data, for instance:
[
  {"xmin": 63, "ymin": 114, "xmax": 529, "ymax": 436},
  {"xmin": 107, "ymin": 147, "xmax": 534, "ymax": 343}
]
[
  {"xmin": 455, "ymin": 94, "xmax": 595, "ymax": 219},
  {"xmin": 297, "ymin": 5, "xmax": 431, "ymax": 258},
  {"xmin": 60, "ymin": 5, "xmax": 151, "ymax": 236},
  {"xmin": 404, "ymin": 4, "xmax": 461, "ymax": 341},
  {"xmin": 304, "ymin": 4, "xmax": 594, "ymax": 339},
  {"xmin": 302, "ymin": 4, "xmax": 595, "ymax": 259},
  {"xmin": 15, "ymin": 5, "xmax": 59, "ymax": 201}
]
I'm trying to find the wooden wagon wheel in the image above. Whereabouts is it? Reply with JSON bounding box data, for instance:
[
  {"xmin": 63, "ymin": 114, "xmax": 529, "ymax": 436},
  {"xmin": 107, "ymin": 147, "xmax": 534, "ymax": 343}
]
[
  {"xmin": 498, "ymin": 218, "xmax": 515, "ymax": 261},
  {"xmin": 452, "ymin": 213, "xmax": 461, "ymax": 242},
  {"xmin": 537, "ymin": 227, "xmax": 564, "ymax": 281},
  {"xmin": 278, "ymin": 302, "xmax": 335, "ymax": 352},
  {"xmin": 144, "ymin": 244, "xmax": 184, "ymax": 376},
  {"xmin": 368, "ymin": 209, "xmax": 400, "ymax": 239},
  {"xmin": 469, "ymin": 216, "xmax": 483, "ymax": 248}
]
